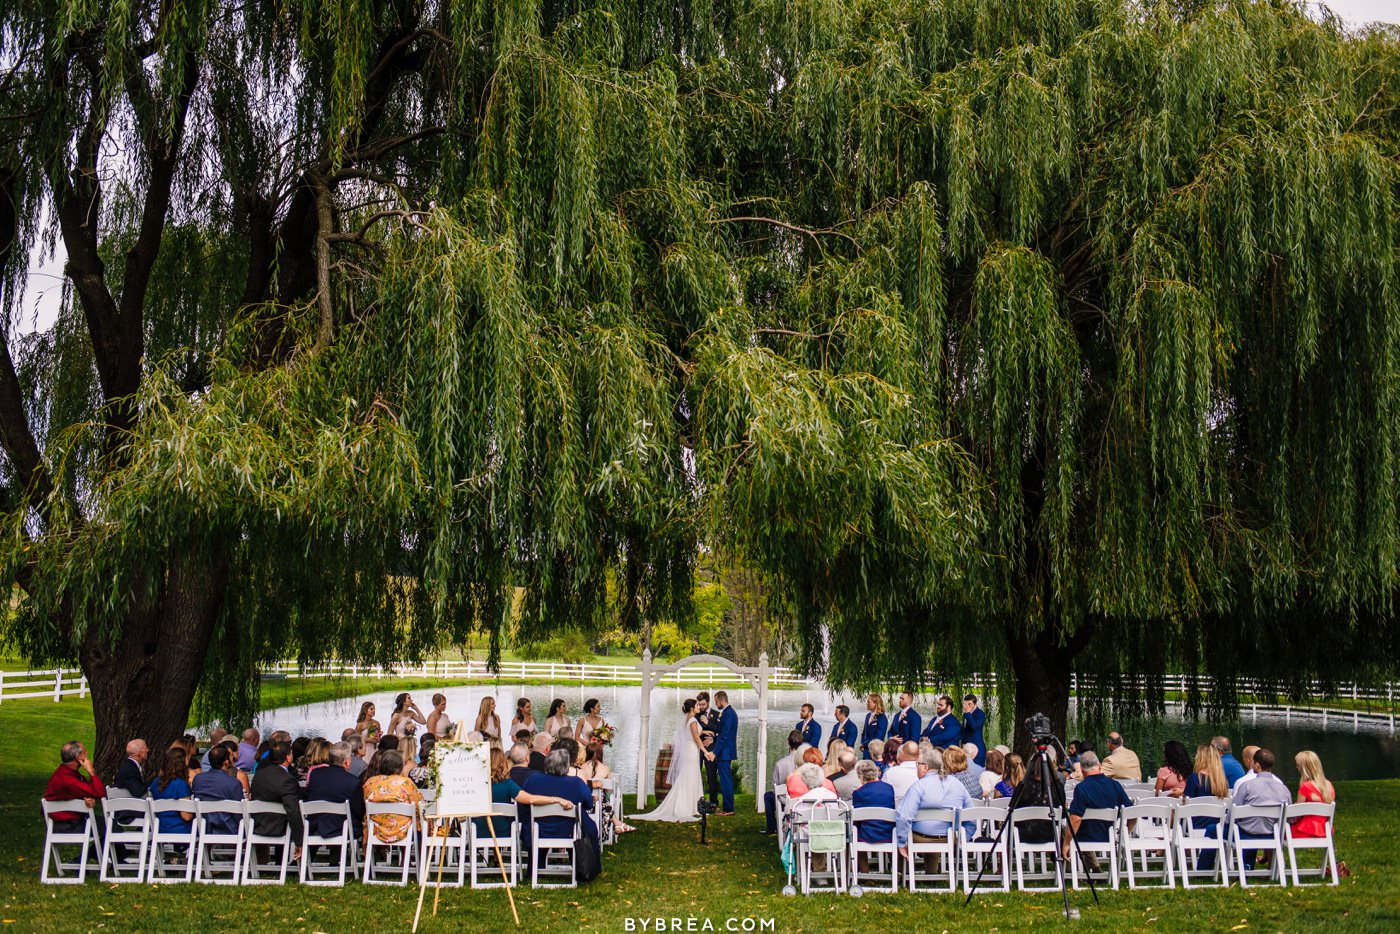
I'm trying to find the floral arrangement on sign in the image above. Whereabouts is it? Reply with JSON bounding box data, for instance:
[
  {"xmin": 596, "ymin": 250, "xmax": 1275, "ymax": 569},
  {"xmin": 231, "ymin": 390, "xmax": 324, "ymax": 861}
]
[{"xmin": 590, "ymin": 723, "xmax": 616, "ymax": 746}]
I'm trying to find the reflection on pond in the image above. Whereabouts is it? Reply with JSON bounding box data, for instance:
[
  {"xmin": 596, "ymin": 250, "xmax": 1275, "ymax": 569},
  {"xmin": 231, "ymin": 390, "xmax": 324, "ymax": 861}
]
[{"xmin": 256, "ymin": 682, "xmax": 1400, "ymax": 792}]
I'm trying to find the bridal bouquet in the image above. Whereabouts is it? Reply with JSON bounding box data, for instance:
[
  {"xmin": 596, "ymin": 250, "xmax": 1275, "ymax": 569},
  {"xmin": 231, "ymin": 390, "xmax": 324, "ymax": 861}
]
[
  {"xmin": 591, "ymin": 723, "xmax": 616, "ymax": 746},
  {"xmin": 404, "ymin": 722, "xmax": 418, "ymax": 738}
]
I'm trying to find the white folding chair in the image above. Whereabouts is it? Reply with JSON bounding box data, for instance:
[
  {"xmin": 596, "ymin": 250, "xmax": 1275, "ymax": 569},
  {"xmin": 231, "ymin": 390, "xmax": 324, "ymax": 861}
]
[
  {"xmin": 241, "ymin": 800, "xmax": 294, "ymax": 884},
  {"xmin": 529, "ymin": 803, "xmax": 578, "ymax": 888},
  {"xmin": 146, "ymin": 800, "xmax": 198, "ymax": 883},
  {"xmin": 793, "ymin": 801, "xmax": 848, "ymax": 894},
  {"xmin": 470, "ymin": 804, "xmax": 520, "ymax": 889},
  {"xmin": 1174, "ymin": 801, "xmax": 1228, "ymax": 888},
  {"xmin": 849, "ymin": 806, "xmax": 899, "ymax": 892},
  {"xmin": 984, "ymin": 796, "xmax": 1012, "ymax": 810},
  {"xmin": 1010, "ymin": 807, "xmax": 1062, "ymax": 890},
  {"xmin": 300, "ymin": 801, "xmax": 357, "ymax": 886},
  {"xmin": 41, "ymin": 799, "xmax": 97, "ymax": 884},
  {"xmin": 193, "ymin": 799, "xmax": 246, "ymax": 884},
  {"xmin": 363, "ymin": 801, "xmax": 419, "ymax": 885},
  {"xmin": 1121, "ymin": 801, "xmax": 1176, "ymax": 889},
  {"xmin": 1228, "ymin": 803, "xmax": 1287, "ymax": 887},
  {"xmin": 106, "ymin": 788, "xmax": 135, "ymax": 800},
  {"xmin": 959, "ymin": 805, "xmax": 1010, "ymax": 893},
  {"xmin": 99, "ymin": 798, "xmax": 151, "ymax": 883},
  {"xmin": 1284, "ymin": 802, "xmax": 1338, "ymax": 887},
  {"xmin": 418, "ymin": 803, "xmax": 467, "ymax": 887},
  {"xmin": 905, "ymin": 807, "xmax": 958, "ymax": 892},
  {"xmin": 1067, "ymin": 807, "xmax": 1120, "ymax": 890}
]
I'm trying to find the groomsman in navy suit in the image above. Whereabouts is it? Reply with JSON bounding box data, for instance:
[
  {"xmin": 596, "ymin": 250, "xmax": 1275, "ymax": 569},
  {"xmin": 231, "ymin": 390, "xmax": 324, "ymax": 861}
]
[
  {"xmin": 796, "ymin": 703, "xmax": 822, "ymax": 749},
  {"xmin": 830, "ymin": 705, "xmax": 857, "ymax": 751},
  {"xmin": 890, "ymin": 692, "xmax": 922, "ymax": 743},
  {"xmin": 923, "ymin": 694, "xmax": 962, "ymax": 747},
  {"xmin": 859, "ymin": 694, "xmax": 888, "ymax": 760},
  {"xmin": 961, "ymin": 694, "xmax": 987, "ymax": 766},
  {"xmin": 713, "ymin": 691, "xmax": 739, "ymax": 815}
]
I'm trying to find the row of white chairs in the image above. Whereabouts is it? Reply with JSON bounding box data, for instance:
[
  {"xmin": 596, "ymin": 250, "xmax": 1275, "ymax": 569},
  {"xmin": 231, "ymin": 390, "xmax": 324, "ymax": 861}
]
[
  {"xmin": 41, "ymin": 797, "xmax": 598, "ymax": 889},
  {"xmin": 777, "ymin": 792, "xmax": 1337, "ymax": 895}
]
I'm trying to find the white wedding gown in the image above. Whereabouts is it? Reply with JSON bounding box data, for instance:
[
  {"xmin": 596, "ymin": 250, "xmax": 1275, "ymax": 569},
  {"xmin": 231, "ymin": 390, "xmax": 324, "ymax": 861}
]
[{"xmin": 634, "ymin": 716, "xmax": 705, "ymax": 822}]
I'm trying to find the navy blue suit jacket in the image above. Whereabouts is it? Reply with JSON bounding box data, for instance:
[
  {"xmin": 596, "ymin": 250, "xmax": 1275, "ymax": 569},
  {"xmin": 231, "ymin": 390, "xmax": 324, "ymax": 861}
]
[
  {"xmin": 961, "ymin": 707, "xmax": 987, "ymax": 765},
  {"xmin": 304, "ymin": 765, "xmax": 365, "ymax": 839},
  {"xmin": 797, "ymin": 718, "xmax": 822, "ymax": 749},
  {"xmin": 714, "ymin": 706, "xmax": 738, "ymax": 761},
  {"xmin": 859, "ymin": 713, "xmax": 888, "ymax": 754},
  {"xmin": 924, "ymin": 711, "xmax": 962, "ymax": 747},
  {"xmin": 832, "ymin": 718, "xmax": 857, "ymax": 749},
  {"xmin": 891, "ymin": 707, "xmax": 922, "ymax": 743}
]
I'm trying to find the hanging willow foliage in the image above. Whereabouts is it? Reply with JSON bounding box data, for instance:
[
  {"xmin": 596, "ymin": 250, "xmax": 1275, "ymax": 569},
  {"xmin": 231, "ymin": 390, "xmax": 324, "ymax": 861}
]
[{"xmin": 0, "ymin": 0, "xmax": 1397, "ymax": 761}]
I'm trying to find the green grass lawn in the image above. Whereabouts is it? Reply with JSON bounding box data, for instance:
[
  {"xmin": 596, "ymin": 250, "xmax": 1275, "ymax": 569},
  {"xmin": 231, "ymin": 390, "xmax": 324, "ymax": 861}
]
[{"xmin": 2, "ymin": 695, "xmax": 1399, "ymax": 932}]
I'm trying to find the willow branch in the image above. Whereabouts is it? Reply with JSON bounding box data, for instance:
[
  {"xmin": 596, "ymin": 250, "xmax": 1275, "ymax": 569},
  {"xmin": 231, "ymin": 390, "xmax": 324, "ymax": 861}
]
[
  {"xmin": 708, "ymin": 215, "xmax": 861, "ymax": 250},
  {"xmin": 311, "ymin": 171, "xmax": 336, "ymax": 350}
]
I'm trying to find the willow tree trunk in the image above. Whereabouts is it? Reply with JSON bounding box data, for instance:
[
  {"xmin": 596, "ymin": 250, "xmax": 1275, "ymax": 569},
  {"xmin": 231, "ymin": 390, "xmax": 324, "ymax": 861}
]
[
  {"xmin": 1006, "ymin": 619, "xmax": 1083, "ymax": 755},
  {"xmin": 77, "ymin": 552, "xmax": 229, "ymax": 779}
]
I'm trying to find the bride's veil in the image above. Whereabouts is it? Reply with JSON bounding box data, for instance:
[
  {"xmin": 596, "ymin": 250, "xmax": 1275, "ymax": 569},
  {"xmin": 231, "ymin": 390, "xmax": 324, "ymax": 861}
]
[{"xmin": 664, "ymin": 700, "xmax": 694, "ymax": 786}]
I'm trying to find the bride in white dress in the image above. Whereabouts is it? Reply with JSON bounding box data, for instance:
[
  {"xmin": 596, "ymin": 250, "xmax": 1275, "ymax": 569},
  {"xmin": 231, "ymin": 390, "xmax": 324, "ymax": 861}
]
[{"xmin": 633, "ymin": 698, "xmax": 712, "ymax": 823}]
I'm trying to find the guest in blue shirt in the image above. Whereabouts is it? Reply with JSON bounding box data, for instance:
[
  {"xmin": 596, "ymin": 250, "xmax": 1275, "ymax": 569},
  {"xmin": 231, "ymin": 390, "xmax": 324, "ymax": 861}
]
[
  {"xmin": 520, "ymin": 749, "xmax": 598, "ymax": 859},
  {"xmin": 192, "ymin": 744, "xmax": 246, "ymax": 836},
  {"xmin": 895, "ymin": 746, "xmax": 974, "ymax": 853},
  {"xmin": 795, "ymin": 704, "xmax": 822, "ymax": 749},
  {"xmin": 859, "ymin": 694, "xmax": 888, "ymax": 759},
  {"xmin": 150, "ymin": 748, "xmax": 195, "ymax": 835},
  {"xmin": 960, "ymin": 694, "xmax": 987, "ymax": 766},
  {"xmin": 1065, "ymin": 752, "xmax": 1132, "ymax": 854},
  {"xmin": 1215, "ymin": 737, "xmax": 1246, "ymax": 788},
  {"xmin": 830, "ymin": 705, "xmax": 857, "ymax": 751}
]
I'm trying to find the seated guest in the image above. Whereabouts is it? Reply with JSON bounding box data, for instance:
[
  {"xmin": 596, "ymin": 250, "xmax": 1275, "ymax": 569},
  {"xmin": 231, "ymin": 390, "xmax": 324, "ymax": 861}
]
[
  {"xmin": 363, "ymin": 751, "xmax": 422, "ymax": 843},
  {"xmin": 521, "ymin": 749, "xmax": 597, "ymax": 857},
  {"xmin": 787, "ymin": 748, "xmax": 835, "ymax": 797},
  {"xmin": 475, "ymin": 748, "xmax": 575, "ymax": 841},
  {"xmin": 553, "ymin": 737, "xmax": 581, "ymax": 778},
  {"xmin": 407, "ymin": 736, "xmax": 435, "ymax": 787},
  {"xmin": 1232, "ymin": 748, "xmax": 1291, "ymax": 868},
  {"xmin": 956, "ymin": 742, "xmax": 985, "ymax": 798},
  {"xmin": 1064, "ymin": 752, "xmax": 1132, "ymax": 859},
  {"xmin": 508, "ymin": 744, "xmax": 534, "ymax": 786},
  {"xmin": 192, "ymin": 744, "xmax": 245, "ymax": 835},
  {"xmin": 1155, "ymin": 740, "xmax": 1192, "ymax": 797},
  {"xmin": 578, "ymin": 742, "xmax": 611, "ymax": 787},
  {"xmin": 790, "ymin": 763, "xmax": 838, "ymax": 806},
  {"xmin": 995, "ymin": 754, "xmax": 1024, "ymax": 798},
  {"xmin": 305, "ymin": 741, "xmax": 366, "ymax": 841},
  {"xmin": 867, "ymin": 739, "xmax": 887, "ymax": 774},
  {"xmin": 764, "ymin": 730, "xmax": 805, "ymax": 835},
  {"xmin": 250, "ymin": 740, "xmax": 303, "ymax": 860},
  {"xmin": 832, "ymin": 750, "xmax": 862, "ymax": 800},
  {"xmin": 236, "ymin": 729, "xmax": 260, "ymax": 772},
  {"xmin": 884, "ymin": 741, "xmax": 922, "ymax": 804},
  {"xmin": 850, "ymin": 760, "xmax": 895, "ymax": 848},
  {"xmin": 344, "ymin": 734, "xmax": 368, "ymax": 778},
  {"xmin": 1184, "ymin": 742, "xmax": 1229, "ymax": 868},
  {"xmin": 200, "ymin": 728, "xmax": 227, "ymax": 771},
  {"xmin": 1291, "ymin": 750, "xmax": 1336, "ymax": 838},
  {"xmin": 529, "ymin": 733, "xmax": 552, "ymax": 771},
  {"xmin": 896, "ymin": 746, "xmax": 974, "ymax": 870},
  {"xmin": 149, "ymin": 748, "xmax": 196, "ymax": 836},
  {"xmin": 823, "ymin": 740, "xmax": 849, "ymax": 777},
  {"xmin": 169, "ymin": 736, "xmax": 201, "ymax": 783},
  {"xmin": 219, "ymin": 739, "xmax": 251, "ymax": 798},
  {"xmin": 1012, "ymin": 750, "xmax": 1063, "ymax": 843},
  {"xmin": 43, "ymin": 741, "xmax": 106, "ymax": 832},
  {"xmin": 1234, "ymin": 745, "xmax": 1261, "ymax": 790},
  {"xmin": 115, "ymin": 739, "xmax": 149, "ymax": 797},
  {"xmin": 981, "ymin": 749, "xmax": 1007, "ymax": 798},
  {"xmin": 1100, "ymin": 732, "xmax": 1142, "ymax": 782},
  {"xmin": 1213, "ymin": 736, "xmax": 1246, "ymax": 788}
]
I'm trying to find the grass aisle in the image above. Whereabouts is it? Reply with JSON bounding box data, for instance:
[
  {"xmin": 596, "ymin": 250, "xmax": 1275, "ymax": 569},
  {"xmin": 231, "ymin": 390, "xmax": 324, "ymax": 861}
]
[{"xmin": 2, "ymin": 697, "xmax": 1398, "ymax": 931}]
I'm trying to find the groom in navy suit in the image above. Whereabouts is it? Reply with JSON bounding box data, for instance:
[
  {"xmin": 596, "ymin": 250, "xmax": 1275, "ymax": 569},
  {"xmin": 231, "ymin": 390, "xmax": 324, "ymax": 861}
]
[{"xmin": 713, "ymin": 691, "xmax": 739, "ymax": 815}]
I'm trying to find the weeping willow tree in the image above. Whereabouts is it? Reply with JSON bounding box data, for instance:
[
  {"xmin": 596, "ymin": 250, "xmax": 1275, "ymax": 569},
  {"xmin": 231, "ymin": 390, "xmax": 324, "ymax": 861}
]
[{"xmin": 1, "ymin": 0, "xmax": 1397, "ymax": 771}]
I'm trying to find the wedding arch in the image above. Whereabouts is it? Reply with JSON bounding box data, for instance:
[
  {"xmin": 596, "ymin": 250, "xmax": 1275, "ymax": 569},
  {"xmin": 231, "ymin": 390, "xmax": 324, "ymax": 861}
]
[{"xmin": 633, "ymin": 649, "xmax": 772, "ymax": 812}]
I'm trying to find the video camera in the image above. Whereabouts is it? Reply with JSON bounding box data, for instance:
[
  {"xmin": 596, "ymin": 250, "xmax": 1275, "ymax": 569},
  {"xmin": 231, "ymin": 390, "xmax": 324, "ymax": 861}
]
[{"xmin": 1024, "ymin": 712, "xmax": 1055, "ymax": 748}]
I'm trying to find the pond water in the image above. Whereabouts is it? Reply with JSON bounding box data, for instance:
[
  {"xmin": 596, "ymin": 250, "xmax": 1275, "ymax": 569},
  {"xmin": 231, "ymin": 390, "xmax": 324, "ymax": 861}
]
[{"xmin": 256, "ymin": 682, "xmax": 1400, "ymax": 793}]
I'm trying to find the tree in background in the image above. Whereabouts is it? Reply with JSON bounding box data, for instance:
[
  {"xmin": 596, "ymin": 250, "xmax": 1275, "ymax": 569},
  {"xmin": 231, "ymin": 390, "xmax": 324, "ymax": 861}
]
[{"xmin": 1, "ymin": 0, "xmax": 1397, "ymax": 770}]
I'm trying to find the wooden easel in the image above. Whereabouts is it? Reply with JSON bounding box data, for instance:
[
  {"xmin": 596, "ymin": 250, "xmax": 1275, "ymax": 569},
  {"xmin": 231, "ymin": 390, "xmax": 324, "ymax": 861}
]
[{"xmin": 411, "ymin": 725, "xmax": 520, "ymax": 932}]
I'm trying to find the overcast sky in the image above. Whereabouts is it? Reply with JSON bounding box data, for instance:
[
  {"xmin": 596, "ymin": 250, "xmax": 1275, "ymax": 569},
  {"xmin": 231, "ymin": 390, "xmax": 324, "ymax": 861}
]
[{"xmin": 14, "ymin": 0, "xmax": 1399, "ymax": 336}]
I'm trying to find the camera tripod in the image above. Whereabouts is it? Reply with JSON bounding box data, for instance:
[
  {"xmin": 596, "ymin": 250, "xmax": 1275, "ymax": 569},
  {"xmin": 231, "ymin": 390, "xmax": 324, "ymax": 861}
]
[{"xmin": 965, "ymin": 735, "xmax": 1099, "ymax": 920}]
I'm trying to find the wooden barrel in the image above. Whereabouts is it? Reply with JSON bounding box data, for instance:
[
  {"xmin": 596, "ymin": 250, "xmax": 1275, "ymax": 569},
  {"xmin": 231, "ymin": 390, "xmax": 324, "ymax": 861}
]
[{"xmin": 654, "ymin": 744, "xmax": 674, "ymax": 792}]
